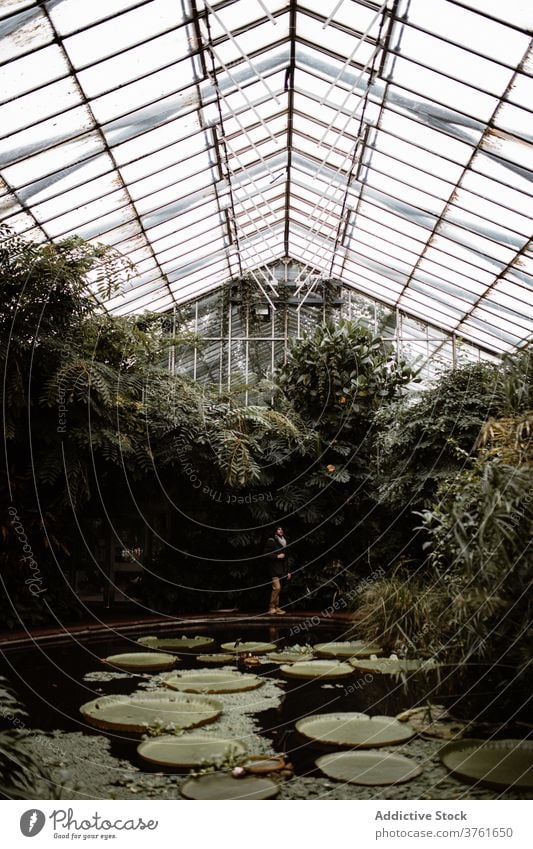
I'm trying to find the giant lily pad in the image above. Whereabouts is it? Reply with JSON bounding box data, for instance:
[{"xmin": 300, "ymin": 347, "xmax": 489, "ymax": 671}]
[
  {"xmin": 315, "ymin": 641, "xmax": 383, "ymax": 659},
  {"xmin": 137, "ymin": 635, "xmax": 215, "ymax": 652},
  {"xmin": 349, "ymin": 657, "xmax": 438, "ymax": 676},
  {"xmin": 396, "ymin": 705, "xmax": 467, "ymax": 740},
  {"xmin": 137, "ymin": 735, "xmax": 246, "ymax": 768},
  {"xmin": 220, "ymin": 641, "xmax": 276, "ymax": 655},
  {"xmin": 296, "ymin": 713, "xmax": 416, "ymax": 748},
  {"xmin": 163, "ymin": 669, "xmax": 264, "ymax": 694},
  {"xmin": 102, "ymin": 652, "xmax": 177, "ymax": 672},
  {"xmin": 242, "ymin": 755, "xmax": 287, "ymax": 774},
  {"xmin": 266, "ymin": 650, "xmax": 314, "ymax": 664},
  {"xmin": 181, "ymin": 773, "xmax": 279, "ymax": 800},
  {"xmin": 439, "ymin": 739, "xmax": 533, "ymax": 790},
  {"xmin": 280, "ymin": 660, "xmax": 354, "ymax": 680},
  {"xmin": 316, "ymin": 751, "xmax": 423, "ymax": 785},
  {"xmin": 197, "ymin": 654, "xmax": 236, "ymax": 665},
  {"xmin": 80, "ymin": 691, "xmax": 222, "ymax": 734}
]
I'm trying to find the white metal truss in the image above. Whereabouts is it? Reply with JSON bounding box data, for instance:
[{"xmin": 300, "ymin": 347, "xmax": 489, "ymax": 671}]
[{"xmin": 0, "ymin": 0, "xmax": 531, "ymax": 355}]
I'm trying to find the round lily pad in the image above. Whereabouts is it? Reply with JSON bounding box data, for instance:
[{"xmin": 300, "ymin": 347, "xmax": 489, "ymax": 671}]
[
  {"xmin": 137, "ymin": 735, "xmax": 247, "ymax": 768},
  {"xmin": 80, "ymin": 691, "xmax": 222, "ymax": 734},
  {"xmin": 280, "ymin": 660, "xmax": 354, "ymax": 680},
  {"xmin": 266, "ymin": 650, "xmax": 314, "ymax": 664},
  {"xmin": 210, "ymin": 608, "xmax": 240, "ymax": 614},
  {"xmin": 439, "ymin": 739, "xmax": 533, "ymax": 790},
  {"xmin": 396, "ymin": 705, "xmax": 467, "ymax": 740},
  {"xmin": 137, "ymin": 635, "xmax": 215, "ymax": 652},
  {"xmin": 316, "ymin": 751, "xmax": 422, "ymax": 785},
  {"xmin": 220, "ymin": 641, "xmax": 276, "ymax": 655},
  {"xmin": 102, "ymin": 652, "xmax": 177, "ymax": 672},
  {"xmin": 242, "ymin": 755, "xmax": 286, "ymax": 774},
  {"xmin": 181, "ymin": 773, "xmax": 279, "ymax": 800},
  {"xmin": 349, "ymin": 657, "xmax": 438, "ymax": 675},
  {"xmin": 196, "ymin": 654, "xmax": 236, "ymax": 665},
  {"xmin": 315, "ymin": 641, "xmax": 383, "ymax": 659},
  {"xmin": 163, "ymin": 669, "xmax": 264, "ymax": 694},
  {"xmin": 296, "ymin": 713, "xmax": 416, "ymax": 748}
]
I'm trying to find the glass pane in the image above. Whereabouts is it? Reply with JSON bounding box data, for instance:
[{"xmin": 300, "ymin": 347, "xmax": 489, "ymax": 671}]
[
  {"xmin": 0, "ymin": 44, "xmax": 69, "ymax": 102},
  {"xmin": 398, "ymin": 23, "xmax": 513, "ymax": 96},
  {"xmin": 113, "ymin": 114, "xmax": 204, "ymax": 167},
  {"xmin": 17, "ymin": 154, "xmax": 114, "ymax": 206},
  {"xmin": 1, "ymin": 105, "xmax": 94, "ymax": 169},
  {"xmin": 64, "ymin": 3, "xmax": 186, "ymax": 69},
  {"xmin": 456, "ymin": 0, "xmax": 533, "ymax": 31},
  {"xmin": 48, "ymin": 0, "xmax": 155, "ymax": 36},
  {"xmin": 0, "ymin": 6, "xmax": 53, "ymax": 63},
  {"xmin": 75, "ymin": 28, "xmax": 190, "ymax": 98},
  {"xmin": 206, "ymin": 1, "xmax": 287, "ymax": 40},
  {"xmin": 406, "ymin": 0, "xmax": 529, "ymax": 64},
  {"xmin": 297, "ymin": 12, "xmax": 376, "ymax": 66},
  {"xmin": 390, "ymin": 59, "xmax": 498, "ymax": 124},
  {"xmin": 3, "ymin": 132, "xmax": 105, "ymax": 187},
  {"xmin": 32, "ymin": 173, "xmax": 125, "ymax": 222},
  {"xmin": 0, "ymin": 78, "xmax": 82, "ymax": 137}
]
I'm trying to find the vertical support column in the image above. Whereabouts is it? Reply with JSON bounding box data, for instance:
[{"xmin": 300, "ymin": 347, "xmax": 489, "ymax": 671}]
[
  {"xmin": 171, "ymin": 307, "xmax": 176, "ymax": 374},
  {"xmin": 227, "ymin": 295, "xmax": 232, "ymax": 390},
  {"xmin": 271, "ymin": 303, "xmax": 275, "ymax": 376},
  {"xmin": 219, "ymin": 292, "xmax": 224, "ymax": 394},
  {"xmin": 283, "ymin": 259, "xmax": 289, "ymax": 364},
  {"xmin": 395, "ymin": 307, "xmax": 401, "ymax": 362},
  {"xmin": 194, "ymin": 300, "xmax": 198, "ymax": 382},
  {"xmin": 283, "ymin": 302, "xmax": 289, "ymax": 365},
  {"xmin": 452, "ymin": 333, "xmax": 457, "ymax": 370},
  {"xmin": 244, "ymin": 302, "xmax": 249, "ymax": 405},
  {"xmin": 426, "ymin": 323, "xmax": 430, "ymax": 380}
]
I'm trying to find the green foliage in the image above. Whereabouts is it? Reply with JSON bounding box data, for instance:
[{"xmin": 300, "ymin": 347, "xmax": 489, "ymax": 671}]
[
  {"xmin": 1, "ymin": 222, "xmax": 530, "ymax": 697},
  {"xmin": 276, "ymin": 319, "xmax": 414, "ymax": 432},
  {"xmin": 0, "ymin": 678, "xmax": 57, "ymax": 799},
  {"xmin": 259, "ymin": 320, "xmax": 417, "ymax": 576},
  {"xmin": 0, "ymin": 229, "xmax": 173, "ymax": 625},
  {"xmin": 417, "ymin": 460, "xmax": 532, "ymax": 672},
  {"xmin": 373, "ymin": 362, "xmax": 501, "ymax": 511},
  {"xmin": 353, "ymin": 569, "xmax": 447, "ymax": 656},
  {"xmin": 496, "ymin": 344, "xmax": 533, "ymax": 415},
  {"xmin": 353, "ymin": 351, "xmax": 532, "ymax": 695}
]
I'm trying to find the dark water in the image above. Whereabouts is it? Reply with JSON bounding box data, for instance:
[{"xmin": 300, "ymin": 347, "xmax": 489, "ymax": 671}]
[{"xmin": 1, "ymin": 623, "xmax": 529, "ymax": 778}]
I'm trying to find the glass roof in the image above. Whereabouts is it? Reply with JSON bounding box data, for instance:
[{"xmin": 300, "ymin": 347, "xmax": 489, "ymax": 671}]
[{"xmin": 1, "ymin": 0, "xmax": 531, "ymax": 355}]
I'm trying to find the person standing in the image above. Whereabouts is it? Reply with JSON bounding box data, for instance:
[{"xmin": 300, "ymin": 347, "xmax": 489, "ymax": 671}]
[{"xmin": 264, "ymin": 526, "xmax": 291, "ymax": 615}]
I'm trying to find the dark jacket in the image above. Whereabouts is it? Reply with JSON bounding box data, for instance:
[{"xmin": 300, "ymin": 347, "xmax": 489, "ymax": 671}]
[{"xmin": 264, "ymin": 535, "xmax": 289, "ymax": 578}]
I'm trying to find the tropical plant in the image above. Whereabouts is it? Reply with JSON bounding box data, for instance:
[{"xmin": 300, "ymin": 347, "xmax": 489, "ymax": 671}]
[
  {"xmin": 276, "ymin": 319, "xmax": 414, "ymax": 432},
  {"xmin": 352, "ymin": 568, "xmax": 448, "ymax": 656},
  {"xmin": 0, "ymin": 228, "xmax": 174, "ymax": 624},
  {"xmin": 245, "ymin": 320, "xmax": 418, "ymax": 579},
  {"xmin": 494, "ymin": 344, "xmax": 533, "ymax": 415},
  {"xmin": 0, "ymin": 677, "xmax": 60, "ymax": 799},
  {"xmin": 417, "ymin": 459, "xmax": 532, "ymax": 674},
  {"xmin": 372, "ymin": 361, "xmax": 501, "ymax": 513}
]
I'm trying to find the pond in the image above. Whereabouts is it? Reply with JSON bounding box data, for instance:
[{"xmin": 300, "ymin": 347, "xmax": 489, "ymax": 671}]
[{"xmin": 1, "ymin": 621, "xmax": 531, "ymax": 800}]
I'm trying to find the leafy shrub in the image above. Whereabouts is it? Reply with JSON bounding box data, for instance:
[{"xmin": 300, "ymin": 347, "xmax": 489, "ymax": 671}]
[
  {"xmin": 352, "ymin": 569, "xmax": 447, "ymax": 656},
  {"xmin": 373, "ymin": 362, "xmax": 501, "ymax": 512}
]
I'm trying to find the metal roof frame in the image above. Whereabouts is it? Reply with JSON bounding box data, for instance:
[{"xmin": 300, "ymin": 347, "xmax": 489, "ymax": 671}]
[{"xmin": 0, "ymin": 0, "xmax": 531, "ymax": 353}]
